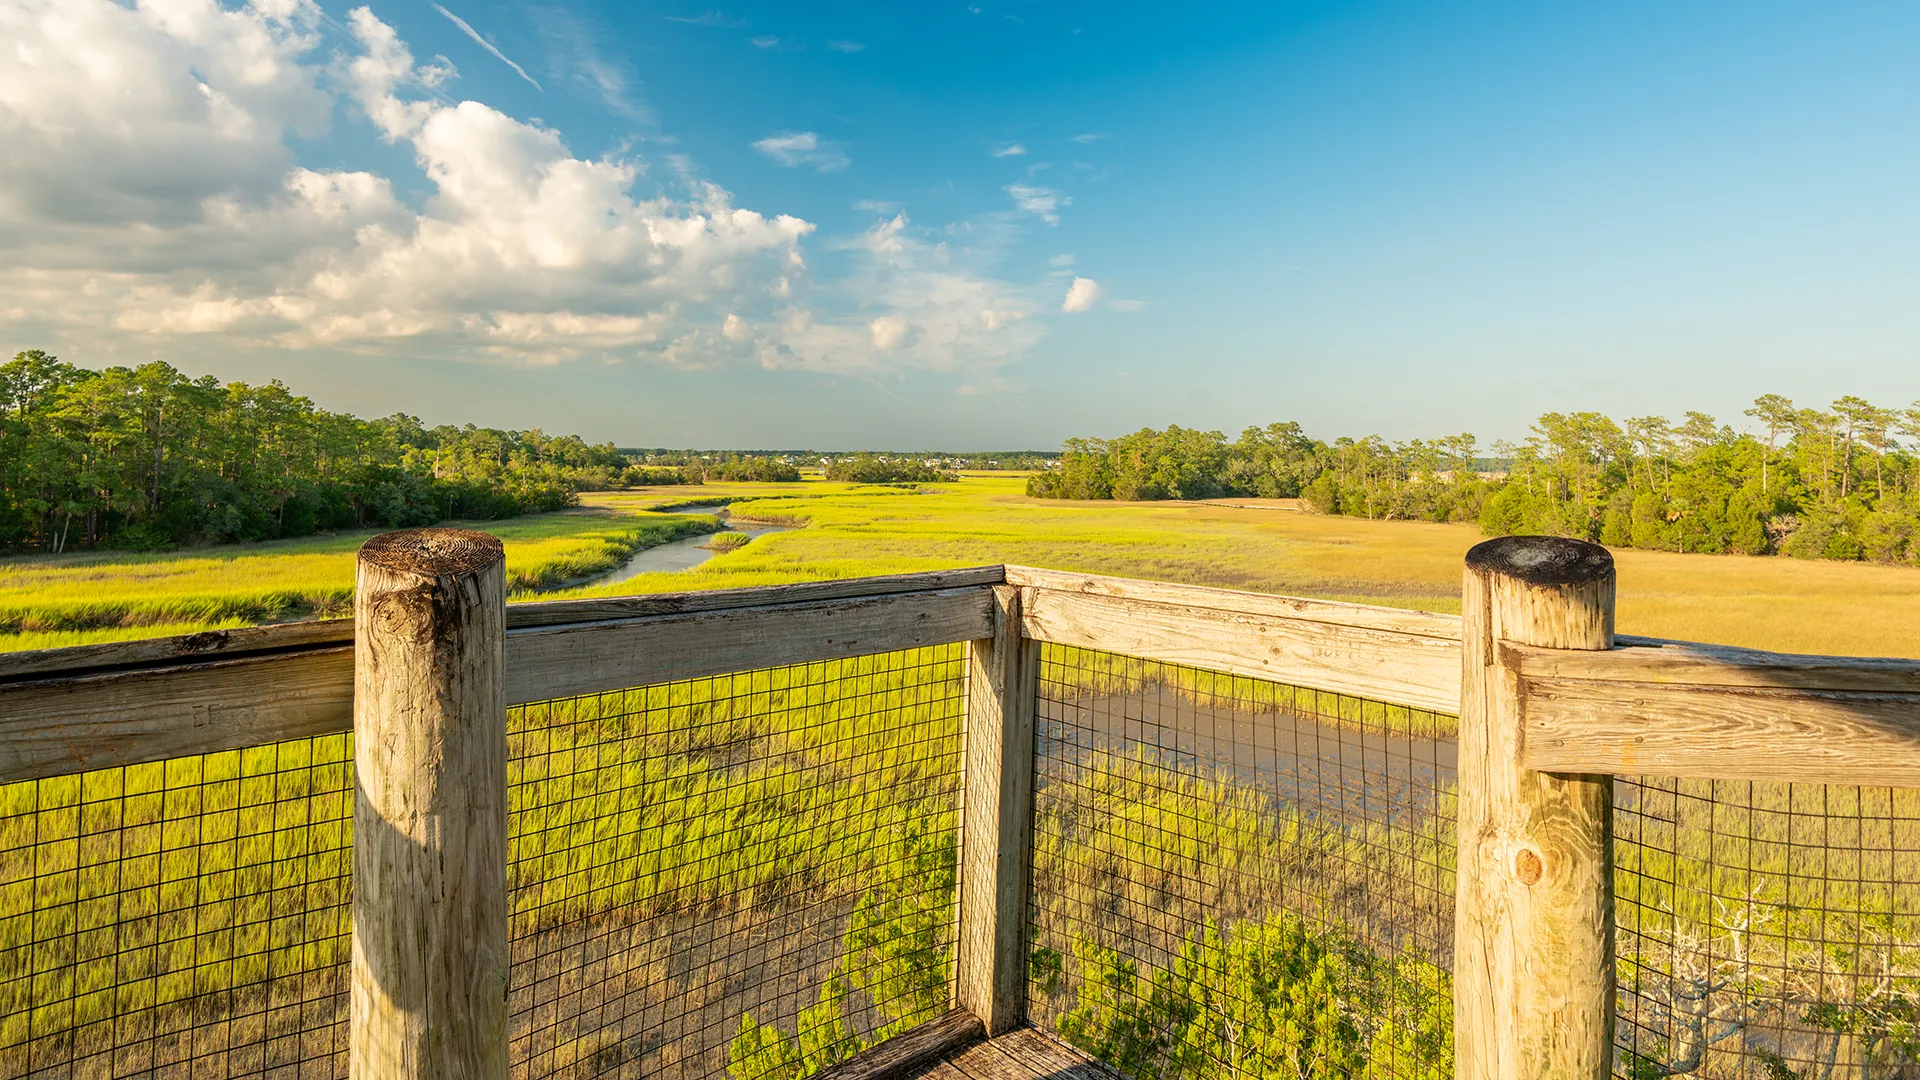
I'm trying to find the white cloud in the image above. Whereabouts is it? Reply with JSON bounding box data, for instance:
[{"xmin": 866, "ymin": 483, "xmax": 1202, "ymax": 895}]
[
  {"xmin": 0, "ymin": 0, "xmax": 1048, "ymax": 381},
  {"xmin": 1049, "ymin": 254, "xmax": 1075, "ymax": 266},
  {"xmin": 1070, "ymin": 132, "xmax": 1106, "ymax": 143},
  {"xmin": 752, "ymin": 131, "xmax": 850, "ymax": 172},
  {"xmin": 1109, "ymin": 299, "xmax": 1147, "ymax": 313},
  {"xmin": 536, "ymin": 6, "xmax": 649, "ymax": 122},
  {"xmin": 750, "ymin": 34, "xmax": 780, "ymax": 48},
  {"xmin": 826, "ymin": 40, "xmax": 864, "ymax": 53},
  {"xmin": 868, "ymin": 314, "xmax": 908, "ymax": 350},
  {"xmin": 1005, "ymin": 183, "xmax": 1068, "ymax": 225},
  {"xmin": 736, "ymin": 214, "xmax": 1043, "ymax": 378},
  {"xmin": 1061, "ymin": 277, "xmax": 1101, "ymax": 313},
  {"xmin": 428, "ymin": 3, "xmax": 541, "ymax": 91},
  {"xmin": 990, "ymin": 142, "xmax": 1026, "ymax": 157},
  {"xmin": 666, "ymin": 11, "xmax": 747, "ymax": 27}
]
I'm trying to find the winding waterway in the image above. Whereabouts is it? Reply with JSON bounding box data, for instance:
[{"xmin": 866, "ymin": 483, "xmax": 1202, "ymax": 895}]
[{"xmin": 585, "ymin": 504, "xmax": 791, "ymax": 587}]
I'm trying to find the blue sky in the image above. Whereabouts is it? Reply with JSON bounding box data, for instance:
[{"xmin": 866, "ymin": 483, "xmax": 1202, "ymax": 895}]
[{"xmin": 4, "ymin": 2, "xmax": 1918, "ymax": 448}]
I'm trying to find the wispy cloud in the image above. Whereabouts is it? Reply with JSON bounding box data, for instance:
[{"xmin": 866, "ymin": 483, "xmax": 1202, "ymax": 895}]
[
  {"xmin": 1109, "ymin": 299, "xmax": 1148, "ymax": 313},
  {"xmin": 534, "ymin": 6, "xmax": 648, "ymax": 122},
  {"xmin": 989, "ymin": 142, "xmax": 1026, "ymax": 157},
  {"xmin": 751, "ymin": 35, "xmax": 781, "ymax": 48},
  {"xmin": 1062, "ymin": 277, "xmax": 1101, "ymax": 313},
  {"xmin": 827, "ymin": 40, "xmax": 864, "ymax": 53},
  {"xmin": 753, "ymin": 131, "xmax": 850, "ymax": 172},
  {"xmin": 428, "ymin": 2, "xmax": 541, "ymax": 90},
  {"xmin": 1006, "ymin": 183, "xmax": 1068, "ymax": 224},
  {"xmin": 666, "ymin": 11, "xmax": 747, "ymax": 27},
  {"xmin": 1070, "ymin": 132, "xmax": 1106, "ymax": 143}
]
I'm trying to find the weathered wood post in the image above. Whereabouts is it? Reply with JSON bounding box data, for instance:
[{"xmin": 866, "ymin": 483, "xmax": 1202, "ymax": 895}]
[
  {"xmin": 351, "ymin": 529, "xmax": 508, "ymax": 1080},
  {"xmin": 956, "ymin": 584, "xmax": 1039, "ymax": 1034},
  {"xmin": 1456, "ymin": 536, "xmax": 1616, "ymax": 1079}
]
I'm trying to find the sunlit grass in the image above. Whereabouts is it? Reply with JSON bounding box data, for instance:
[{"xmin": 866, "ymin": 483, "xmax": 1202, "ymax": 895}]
[
  {"xmin": 0, "ymin": 509, "xmax": 717, "ymax": 646},
  {"xmin": 567, "ymin": 479, "xmax": 1920, "ymax": 657},
  {"xmin": 8, "ymin": 474, "xmax": 1920, "ymax": 656}
]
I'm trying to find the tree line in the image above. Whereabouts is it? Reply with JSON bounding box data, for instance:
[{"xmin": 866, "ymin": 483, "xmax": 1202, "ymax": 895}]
[
  {"xmin": 0, "ymin": 350, "xmax": 626, "ymax": 552},
  {"xmin": 1029, "ymin": 395, "xmax": 1920, "ymax": 563}
]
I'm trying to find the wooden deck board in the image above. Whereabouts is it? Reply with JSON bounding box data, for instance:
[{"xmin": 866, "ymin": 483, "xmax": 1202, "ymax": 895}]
[{"xmin": 908, "ymin": 1027, "xmax": 1113, "ymax": 1080}]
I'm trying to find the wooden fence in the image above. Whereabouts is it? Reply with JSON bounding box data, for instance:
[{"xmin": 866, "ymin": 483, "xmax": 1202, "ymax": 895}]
[{"xmin": 0, "ymin": 531, "xmax": 1915, "ymax": 1079}]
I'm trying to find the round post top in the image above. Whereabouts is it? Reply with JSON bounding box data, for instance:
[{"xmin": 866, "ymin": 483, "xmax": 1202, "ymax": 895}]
[
  {"xmin": 1465, "ymin": 535, "xmax": 1613, "ymax": 587},
  {"xmin": 359, "ymin": 528, "xmax": 504, "ymax": 577}
]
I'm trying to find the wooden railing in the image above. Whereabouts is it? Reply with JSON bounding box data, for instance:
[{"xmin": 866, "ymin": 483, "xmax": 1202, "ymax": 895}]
[{"xmin": 2, "ymin": 531, "xmax": 1917, "ymax": 1079}]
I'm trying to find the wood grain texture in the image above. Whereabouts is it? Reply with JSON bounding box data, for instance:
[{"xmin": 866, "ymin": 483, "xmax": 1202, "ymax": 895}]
[
  {"xmin": 989, "ymin": 1029, "xmax": 1116, "ymax": 1080},
  {"xmin": 1018, "ymin": 587, "xmax": 1459, "ymax": 714},
  {"xmin": 943, "ymin": 1040, "xmax": 1031, "ymax": 1080},
  {"xmin": 1003, "ymin": 565, "xmax": 1462, "ymax": 640},
  {"xmin": 0, "ymin": 619, "xmax": 354, "ymax": 682},
  {"xmin": 506, "ymin": 587, "xmax": 995, "ymax": 704},
  {"xmin": 0, "ymin": 567, "xmax": 1007, "ymax": 685},
  {"xmin": 811, "ymin": 1009, "xmax": 984, "ymax": 1080},
  {"xmin": 0, "ymin": 647, "xmax": 352, "ymax": 784},
  {"xmin": 956, "ymin": 587, "xmax": 1038, "ymax": 1036},
  {"xmin": 504, "ymin": 566, "xmax": 1008, "ymax": 629},
  {"xmin": 1503, "ymin": 639, "xmax": 1920, "ymax": 694},
  {"xmin": 1455, "ymin": 536, "xmax": 1615, "ymax": 1080},
  {"xmin": 350, "ymin": 529, "xmax": 508, "ymax": 1080},
  {"xmin": 1522, "ymin": 678, "xmax": 1920, "ymax": 785}
]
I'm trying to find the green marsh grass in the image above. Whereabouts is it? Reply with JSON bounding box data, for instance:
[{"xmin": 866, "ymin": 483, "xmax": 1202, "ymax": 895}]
[
  {"xmin": 12, "ymin": 473, "xmax": 1920, "ymax": 656},
  {"xmin": 0, "ymin": 509, "xmax": 718, "ymax": 646}
]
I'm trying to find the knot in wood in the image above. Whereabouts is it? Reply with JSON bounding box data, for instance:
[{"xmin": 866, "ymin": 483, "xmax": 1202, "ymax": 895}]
[
  {"xmin": 359, "ymin": 528, "xmax": 504, "ymax": 577},
  {"xmin": 1513, "ymin": 847, "xmax": 1544, "ymax": 885},
  {"xmin": 1466, "ymin": 535, "xmax": 1612, "ymax": 587}
]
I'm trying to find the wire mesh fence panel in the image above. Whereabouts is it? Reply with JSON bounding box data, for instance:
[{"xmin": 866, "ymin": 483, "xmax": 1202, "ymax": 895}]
[
  {"xmin": 1615, "ymin": 778, "xmax": 1920, "ymax": 1080},
  {"xmin": 1026, "ymin": 645, "xmax": 1457, "ymax": 1080},
  {"xmin": 506, "ymin": 645, "xmax": 967, "ymax": 1080},
  {"xmin": 0, "ymin": 736, "xmax": 353, "ymax": 1080}
]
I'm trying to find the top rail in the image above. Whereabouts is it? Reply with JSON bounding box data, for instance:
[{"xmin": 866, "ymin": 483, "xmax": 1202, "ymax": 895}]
[
  {"xmin": 1508, "ymin": 637, "xmax": 1920, "ymax": 786},
  {"xmin": 0, "ymin": 567, "xmax": 1007, "ymax": 785},
  {"xmin": 2, "ymin": 560, "xmax": 1918, "ymax": 788},
  {"xmin": 1005, "ymin": 565, "xmax": 1463, "ymax": 714}
]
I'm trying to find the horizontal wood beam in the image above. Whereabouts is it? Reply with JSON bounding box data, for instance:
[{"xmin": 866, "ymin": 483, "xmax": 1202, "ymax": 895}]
[
  {"xmin": 1505, "ymin": 639, "xmax": 1920, "ymax": 694},
  {"xmin": 505, "ymin": 586, "xmax": 996, "ymax": 705},
  {"xmin": 1508, "ymin": 641, "xmax": 1920, "ymax": 786},
  {"xmin": 0, "ymin": 566, "xmax": 1010, "ymax": 686},
  {"xmin": 811, "ymin": 1009, "xmax": 984, "ymax": 1080},
  {"xmin": 1018, "ymin": 586, "xmax": 1460, "ymax": 715},
  {"xmin": 0, "ymin": 619, "xmax": 354, "ymax": 684},
  {"xmin": 0, "ymin": 584, "xmax": 996, "ymax": 785},
  {"xmin": 504, "ymin": 565, "xmax": 1007, "ymax": 630},
  {"xmin": 1004, "ymin": 565, "xmax": 1463, "ymax": 640},
  {"xmin": 0, "ymin": 646, "xmax": 355, "ymax": 784}
]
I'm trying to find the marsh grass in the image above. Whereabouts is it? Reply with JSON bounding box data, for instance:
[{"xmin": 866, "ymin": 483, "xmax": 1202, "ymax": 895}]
[
  {"xmin": 1614, "ymin": 778, "xmax": 1920, "ymax": 1077},
  {"xmin": 9, "ymin": 475, "xmax": 1920, "ymax": 656},
  {"xmin": 0, "ymin": 510, "xmax": 718, "ymax": 645},
  {"xmin": 0, "ymin": 649, "xmax": 969, "ymax": 1079},
  {"xmin": 2, "ymin": 638, "xmax": 1915, "ymax": 1080}
]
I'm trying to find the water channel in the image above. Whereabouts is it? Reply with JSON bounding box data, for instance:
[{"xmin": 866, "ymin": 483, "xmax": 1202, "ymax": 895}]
[{"xmin": 586, "ymin": 503, "xmax": 792, "ymax": 587}]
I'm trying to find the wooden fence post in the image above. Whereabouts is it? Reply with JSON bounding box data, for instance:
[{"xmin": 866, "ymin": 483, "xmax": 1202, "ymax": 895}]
[
  {"xmin": 1456, "ymin": 536, "xmax": 1616, "ymax": 1079},
  {"xmin": 351, "ymin": 529, "xmax": 508, "ymax": 1080},
  {"xmin": 957, "ymin": 584, "xmax": 1038, "ymax": 1035}
]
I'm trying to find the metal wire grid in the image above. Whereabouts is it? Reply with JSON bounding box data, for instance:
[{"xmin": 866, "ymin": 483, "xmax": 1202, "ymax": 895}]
[
  {"xmin": 505, "ymin": 646, "xmax": 968, "ymax": 1080},
  {"xmin": 1614, "ymin": 778, "xmax": 1920, "ymax": 1080},
  {"xmin": 0, "ymin": 737, "xmax": 353, "ymax": 1080},
  {"xmin": 1026, "ymin": 645, "xmax": 1457, "ymax": 1080}
]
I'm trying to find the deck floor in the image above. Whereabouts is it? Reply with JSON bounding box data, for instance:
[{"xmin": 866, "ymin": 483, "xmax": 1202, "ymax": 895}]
[{"xmin": 912, "ymin": 1028, "xmax": 1114, "ymax": 1080}]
